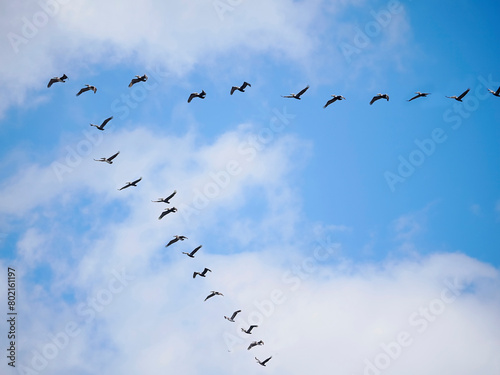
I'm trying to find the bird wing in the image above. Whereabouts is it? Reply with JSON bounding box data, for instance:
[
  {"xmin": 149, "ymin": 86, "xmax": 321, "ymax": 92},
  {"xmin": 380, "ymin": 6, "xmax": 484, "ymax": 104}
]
[
  {"xmin": 101, "ymin": 116, "xmax": 113, "ymax": 128},
  {"xmin": 369, "ymin": 96, "xmax": 378, "ymax": 105},
  {"xmin": 204, "ymin": 293, "xmax": 214, "ymax": 301},
  {"xmin": 296, "ymin": 85, "xmax": 309, "ymax": 97},
  {"xmin": 203, "ymin": 268, "xmax": 212, "ymax": 274},
  {"xmin": 324, "ymin": 98, "xmax": 335, "ymax": 108},
  {"xmin": 231, "ymin": 310, "xmax": 241, "ymax": 320},
  {"xmin": 108, "ymin": 151, "xmax": 120, "ymax": 161},
  {"xmin": 76, "ymin": 87, "xmax": 88, "ymax": 96},
  {"xmin": 457, "ymin": 88, "xmax": 470, "ymax": 100},
  {"xmin": 165, "ymin": 190, "xmax": 177, "ymax": 201},
  {"xmin": 132, "ymin": 177, "xmax": 142, "ymax": 185},
  {"xmin": 47, "ymin": 78, "xmax": 56, "ymax": 88},
  {"xmin": 262, "ymin": 356, "xmax": 272, "ymax": 365},
  {"xmin": 118, "ymin": 183, "xmax": 130, "ymax": 190},
  {"xmin": 158, "ymin": 211, "xmax": 167, "ymax": 220},
  {"xmin": 408, "ymin": 94, "xmax": 419, "ymax": 102},
  {"xmin": 281, "ymin": 95, "xmax": 293, "ymax": 98},
  {"xmin": 241, "ymin": 82, "xmax": 251, "ymax": 89},
  {"xmin": 128, "ymin": 78, "xmax": 137, "ymax": 87},
  {"xmin": 188, "ymin": 93, "xmax": 196, "ymax": 103},
  {"xmin": 230, "ymin": 86, "xmax": 237, "ymax": 95},
  {"xmin": 193, "ymin": 272, "xmax": 198, "ymax": 279},
  {"xmin": 191, "ymin": 245, "xmax": 201, "ymax": 255},
  {"xmin": 165, "ymin": 238, "xmax": 177, "ymax": 247},
  {"xmin": 495, "ymin": 86, "xmax": 500, "ymax": 95}
]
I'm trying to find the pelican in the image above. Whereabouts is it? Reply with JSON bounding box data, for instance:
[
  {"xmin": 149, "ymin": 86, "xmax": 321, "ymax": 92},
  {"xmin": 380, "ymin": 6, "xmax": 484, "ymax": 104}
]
[
  {"xmin": 446, "ymin": 88, "xmax": 470, "ymax": 102},
  {"xmin": 90, "ymin": 116, "xmax": 113, "ymax": 131},
  {"xmin": 407, "ymin": 92, "xmax": 430, "ymax": 102},
  {"xmin": 158, "ymin": 207, "xmax": 177, "ymax": 220},
  {"xmin": 487, "ymin": 86, "xmax": 500, "ymax": 97},
  {"xmin": 204, "ymin": 291, "xmax": 223, "ymax": 301},
  {"xmin": 241, "ymin": 325, "xmax": 258, "ymax": 334},
  {"xmin": 224, "ymin": 310, "xmax": 241, "ymax": 322},
  {"xmin": 118, "ymin": 177, "xmax": 142, "ymax": 190},
  {"xmin": 323, "ymin": 95, "xmax": 346, "ymax": 108},
  {"xmin": 282, "ymin": 85, "xmax": 309, "ymax": 99},
  {"xmin": 182, "ymin": 245, "xmax": 201, "ymax": 258},
  {"xmin": 94, "ymin": 151, "xmax": 120, "ymax": 164},
  {"xmin": 230, "ymin": 81, "xmax": 251, "ymax": 95},
  {"xmin": 165, "ymin": 235, "xmax": 188, "ymax": 248},
  {"xmin": 193, "ymin": 267, "xmax": 211, "ymax": 279},
  {"xmin": 188, "ymin": 90, "xmax": 206, "ymax": 103},
  {"xmin": 248, "ymin": 340, "xmax": 264, "ymax": 350},
  {"xmin": 76, "ymin": 84, "xmax": 97, "ymax": 96},
  {"xmin": 255, "ymin": 356, "xmax": 272, "ymax": 366},
  {"xmin": 128, "ymin": 74, "xmax": 148, "ymax": 87},
  {"xmin": 370, "ymin": 93, "xmax": 389, "ymax": 105},
  {"xmin": 152, "ymin": 190, "xmax": 176, "ymax": 204},
  {"xmin": 47, "ymin": 74, "xmax": 68, "ymax": 88}
]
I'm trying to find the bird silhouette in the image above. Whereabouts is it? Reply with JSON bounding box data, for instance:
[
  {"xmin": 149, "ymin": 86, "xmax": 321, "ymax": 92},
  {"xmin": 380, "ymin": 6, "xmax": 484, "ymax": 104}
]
[
  {"xmin": 165, "ymin": 235, "xmax": 187, "ymax": 248},
  {"xmin": 230, "ymin": 81, "xmax": 251, "ymax": 95},
  {"xmin": 76, "ymin": 84, "xmax": 97, "ymax": 96},
  {"xmin": 128, "ymin": 74, "xmax": 148, "ymax": 87},
  {"xmin": 94, "ymin": 151, "xmax": 120, "ymax": 164},
  {"xmin": 241, "ymin": 325, "xmax": 258, "ymax": 334},
  {"xmin": 446, "ymin": 88, "xmax": 470, "ymax": 102},
  {"xmin": 188, "ymin": 90, "xmax": 206, "ymax": 103},
  {"xmin": 370, "ymin": 93, "xmax": 389, "ymax": 105},
  {"xmin": 324, "ymin": 95, "xmax": 346, "ymax": 108},
  {"xmin": 248, "ymin": 340, "xmax": 264, "ymax": 350},
  {"xmin": 193, "ymin": 267, "xmax": 211, "ymax": 278},
  {"xmin": 47, "ymin": 74, "xmax": 68, "ymax": 88},
  {"xmin": 224, "ymin": 310, "xmax": 241, "ymax": 322},
  {"xmin": 182, "ymin": 245, "xmax": 201, "ymax": 258},
  {"xmin": 282, "ymin": 85, "xmax": 309, "ymax": 99},
  {"xmin": 407, "ymin": 92, "xmax": 430, "ymax": 101},
  {"xmin": 118, "ymin": 177, "xmax": 142, "ymax": 190},
  {"xmin": 487, "ymin": 86, "xmax": 500, "ymax": 97},
  {"xmin": 158, "ymin": 207, "xmax": 177, "ymax": 220},
  {"xmin": 255, "ymin": 356, "xmax": 272, "ymax": 366},
  {"xmin": 90, "ymin": 116, "xmax": 113, "ymax": 131},
  {"xmin": 152, "ymin": 190, "xmax": 176, "ymax": 204},
  {"xmin": 204, "ymin": 291, "xmax": 223, "ymax": 301}
]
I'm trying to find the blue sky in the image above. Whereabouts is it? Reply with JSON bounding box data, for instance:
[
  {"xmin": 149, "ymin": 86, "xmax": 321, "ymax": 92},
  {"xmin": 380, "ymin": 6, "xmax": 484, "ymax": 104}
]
[{"xmin": 1, "ymin": 1, "xmax": 500, "ymax": 374}]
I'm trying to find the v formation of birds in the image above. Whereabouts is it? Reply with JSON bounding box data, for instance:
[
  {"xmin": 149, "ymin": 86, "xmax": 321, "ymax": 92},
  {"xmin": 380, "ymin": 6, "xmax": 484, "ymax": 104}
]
[{"xmin": 46, "ymin": 73, "xmax": 500, "ymax": 368}]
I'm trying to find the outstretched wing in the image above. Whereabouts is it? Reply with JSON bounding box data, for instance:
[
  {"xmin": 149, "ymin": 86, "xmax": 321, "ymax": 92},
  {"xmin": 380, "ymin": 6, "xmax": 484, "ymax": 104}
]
[
  {"xmin": 262, "ymin": 356, "xmax": 272, "ymax": 365},
  {"xmin": 230, "ymin": 86, "xmax": 237, "ymax": 95},
  {"xmin": 190, "ymin": 245, "xmax": 202, "ymax": 256},
  {"xmin": 241, "ymin": 81, "xmax": 251, "ymax": 90},
  {"xmin": 231, "ymin": 310, "xmax": 241, "ymax": 320},
  {"xmin": 108, "ymin": 151, "xmax": 120, "ymax": 161},
  {"xmin": 165, "ymin": 238, "xmax": 177, "ymax": 247},
  {"xmin": 165, "ymin": 190, "xmax": 177, "ymax": 202},
  {"xmin": 47, "ymin": 78, "xmax": 56, "ymax": 88},
  {"xmin": 324, "ymin": 97, "xmax": 335, "ymax": 108},
  {"xmin": 188, "ymin": 93, "xmax": 196, "ymax": 103},
  {"xmin": 457, "ymin": 88, "xmax": 470, "ymax": 100},
  {"xmin": 296, "ymin": 85, "xmax": 309, "ymax": 97},
  {"xmin": 76, "ymin": 87, "xmax": 88, "ymax": 96},
  {"xmin": 495, "ymin": 86, "xmax": 500, "ymax": 95},
  {"xmin": 101, "ymin": 116, "xmax": 113, "ymax": 128}
]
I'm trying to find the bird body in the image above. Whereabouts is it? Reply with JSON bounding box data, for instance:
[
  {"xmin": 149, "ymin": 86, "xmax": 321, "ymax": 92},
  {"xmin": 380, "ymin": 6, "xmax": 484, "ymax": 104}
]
[
  {"xmin": 152, "ymin": 190, "xmax": 177, "ymax": 203},
  {"xmin": 241, "ymin": 325, "xmax": 258, "ymax": 334},
  {"xmin": 76, "ymin": 84, "xmax": 97, "ymax": 96},
  {"xmin": 182, "ymin": 245, "xmax": 201, "ymax": 258},
  {"xmin": 446, "ymin": 88, "xmax": 470, "ymax": 102},
  {"xmin": 324, "ymin": 94, "xmax": 346, "ymax": 108},
  {"xmin": 224, "ymin": 310, "xmax": 241, "ymax": 322},
  {"xmin": 90, "ymin": 116, "xmax": 113, "ymax": 131},
  {"xmin": 248, "ymin": 340, "xmax": 264, "ymax": 350},
  {"xmin": 129, "ymin": 74, "xmax": 148, "ymax": 87},
  {"xmin": 204, "ymin": 291, "xmax": 223, "ymax": 301},
  {"xmin": 47, "ymin": 74, "xmax": 68, "ymax": 88},
  {"xmin": 487, "ymin": 86, "xmax": 500, "ymax": 97},
  {"xmin": 94, "ymin": 151, "xmax": 120, "ymax": 164},
  {"xmin": 407, "ymin": 92, "xmax": 430, "ymax": 101},
  {"xmin": 118, "ymin": 177, "xmax": 142, "ymax": 190},
  {"xmin": 188, "ymin": 90, "xmax": 206, "ymax": 103},
  {"xmin": 255, "ymin": 356, "xmax": 272, "ymax": 366},
  {"xmin": 158, "ymin": 207, "xmax": 177, "ymax": 220},
  {"xmin": 165, "ymin": 235, "xmax": 187, "ymax": 248},
  {"xmin": 282, "ymin": 85, "xmax": 309, "ymax": 99},
  {"xmin": 370, "ymin": 93, "xmax": 389, "ymax": 105},
  {"xmin": 230, "ymin": 81, "xmax": 251, "ymax": 95},
  {"xmin": 193, "ymin": 267, "xmax": 211, "ymax": 278}
]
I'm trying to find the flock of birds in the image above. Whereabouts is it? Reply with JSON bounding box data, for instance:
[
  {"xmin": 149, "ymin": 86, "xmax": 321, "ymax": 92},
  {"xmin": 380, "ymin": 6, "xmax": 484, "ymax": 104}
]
[
  {"xmin": 47, "ymin": 72, "xmax": 274, "ymax": 367},
  {"xmin": 46, "ymin": 71, "xmax": 500, "ymax": 369}
]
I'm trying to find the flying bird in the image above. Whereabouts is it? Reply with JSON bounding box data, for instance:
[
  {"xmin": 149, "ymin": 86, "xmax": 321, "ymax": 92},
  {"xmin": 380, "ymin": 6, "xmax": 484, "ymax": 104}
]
[
  {"xmin": 193, "ymin": 267, "xmax": 211, "ymax": 279},
  {"xmin": 282, "ymin": 85, "xmax": 309, "ymax": 99},
  {"xmin": 224, "ymin": 310, "xmax": 241, "ymax": 322},
  {"xmin": 247, "ymin": 340, "xmax": 264, "ymax": 350},
  {"xmin": 182, "ymin": 245, "xmax": 201, "ymax": 258},
  {"xmin": 204, "ymin": 291, "xmax": 223, "ymax": 301},
  {"xmin": 76, "ymin": 84, "xmax": 97, "ymax": 96},
  {"xmin": 94, "ymin": 151, "xmax": 120, "ymax": 164},
  {"xmin": 446, "ymin": 88, "xmax": 470, "ymax": 102},
  {"xmin": 47, "ymin": 74, "xmax": 68, "ymax": 88},
  {"xmin": 158, "ymin": 207, "xmax": 177, "ymax": 220},
  {"xmin": 128, "ymin": 74, "xmax": 148, "ymax": 87},
  {"xmin": 118, "ymin": 177, "xmax": 142, "ymax": 190},
  {"xmin": 370, "ymin": 93, "xmax": 389, "ymax": 105},
  {"xmin": 323, "ymin": 95, "xmax": 346, "ymax": 108},
  {"xmin": 255, "ymin": 356, "xmax": 272, "ymax": 366},
  {"xmin": 241, "ymin": 325, "xmax": 258, "ymax": 334},
  {"xmin": 90, "ymin": 116, "xmax": 113, "ymax": 131},
  {"xmin": 188, "ymin": 90, "xmax": 206, "ymax": 103},
  {"xmin": 165, "ymin": 235, "xmax": 188, "ymax": 248},
  {"xmin": 152, "ymin": 190, "xmax": 177, "ymax": 204},
  {"xmin": 407, "ymin": 92, "xmax": 430, "ymax": 102},
  {"xmin": 487, "ymin": 86, "xmax": 500, "ymax": 97},
  {"xmin": 230, "ymin": 81, "xmax": 251, "ymax": 95}
]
